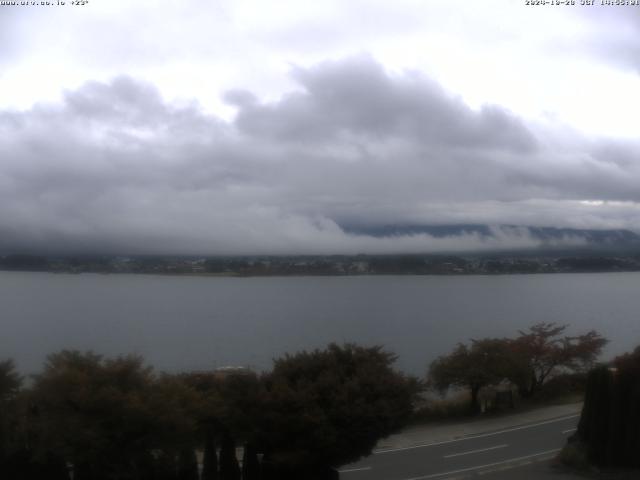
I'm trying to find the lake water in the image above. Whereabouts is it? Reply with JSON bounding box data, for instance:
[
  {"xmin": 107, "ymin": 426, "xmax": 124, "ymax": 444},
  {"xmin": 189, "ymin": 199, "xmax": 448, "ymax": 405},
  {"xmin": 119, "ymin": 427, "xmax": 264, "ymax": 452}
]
[{"xmin": 1, "ymin": 271, "xmax": 639, "ymax": 376}]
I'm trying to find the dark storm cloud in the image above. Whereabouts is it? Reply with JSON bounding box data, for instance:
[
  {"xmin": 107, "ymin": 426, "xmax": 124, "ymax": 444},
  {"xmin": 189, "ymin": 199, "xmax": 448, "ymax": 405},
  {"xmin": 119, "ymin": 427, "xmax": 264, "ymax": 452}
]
[
  {"xmin": 233, "ymin": 56, "xmax": 537, "ymax": 153},
  {"xmin": 64, "ymin": 77, "xmax": 167, "ymax": 123},
  {"xmin": 0, "ymin": 56, "xmax": 638, "ymax": 255}
]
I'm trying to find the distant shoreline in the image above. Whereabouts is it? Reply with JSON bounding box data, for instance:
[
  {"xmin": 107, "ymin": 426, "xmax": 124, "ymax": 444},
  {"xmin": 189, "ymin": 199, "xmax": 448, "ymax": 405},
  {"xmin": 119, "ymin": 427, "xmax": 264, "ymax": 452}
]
[
  {"xmin": 3, "ymin": 267, "xmax": 640, "ymax": 278},
  {"xmin": 2, "ymin": 252, "xmax": 640, "ymax": 277}
]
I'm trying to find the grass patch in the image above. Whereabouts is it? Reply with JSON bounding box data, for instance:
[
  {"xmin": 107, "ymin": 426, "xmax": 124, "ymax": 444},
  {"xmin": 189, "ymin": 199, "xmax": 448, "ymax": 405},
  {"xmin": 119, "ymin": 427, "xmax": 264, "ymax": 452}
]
[
  {"xmin": 409, "ymin": 377, "xmax": 586, "ymax": 426},
  {"xmin": 409, "ymin": 390, "xmax": 472, "ymax": 424}
]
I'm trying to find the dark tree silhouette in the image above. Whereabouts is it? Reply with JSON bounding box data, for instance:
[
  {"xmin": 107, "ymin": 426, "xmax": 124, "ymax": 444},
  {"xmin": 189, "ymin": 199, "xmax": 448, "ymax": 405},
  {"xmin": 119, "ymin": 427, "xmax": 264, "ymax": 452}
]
[
  {"xmin": 0, "ymin": 359, "xmax": 22, "ymax": 465},
  {"xmin": 429, "ymin": 338, "xmax": 513, "ymax": 413},
  {"xmin": 241, "ymin": 443, "xmax": 260, "ymax": 480},
  {"xmin": 2, "ymin": 343, "xmax": 422, "ymax": 479},
  {"xmin": 177, "ymin": 447, "xmax": 198, "ymax": 480},
  {"xmin": 259, "ymin": 343, "xmax": 420, "ymax": 474},
  {"xmin": 219, "ymin": 432, "xmax": 240, "ymax": 480},
  {"xmin": 575, "ymin": 346, "xmax": 640, "ymax": 468},
  {"xmin": 153, "ymin": 451, "xmax": 178, "ymax": 480},
  {"xmin": 511, "ymin": 323, "xmax": 607, "ymax": 397},
  {"xmin": 201, "ymin": 430, "xmax": 219, "ymax": 480},
  {"xmin": 0, "ymin": 360, "xmax": 21, "ymax": 400},
  {"xmin": 30, "ymin": 351, "xmax": 201, "ymax": 480}
]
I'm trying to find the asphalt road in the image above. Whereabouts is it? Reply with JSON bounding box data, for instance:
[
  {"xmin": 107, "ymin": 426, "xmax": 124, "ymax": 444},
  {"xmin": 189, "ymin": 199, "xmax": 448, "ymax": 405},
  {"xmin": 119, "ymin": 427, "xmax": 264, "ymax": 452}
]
[{"xmin": 339, "ymin": 414, "xmax": 579, "ymax": 480}]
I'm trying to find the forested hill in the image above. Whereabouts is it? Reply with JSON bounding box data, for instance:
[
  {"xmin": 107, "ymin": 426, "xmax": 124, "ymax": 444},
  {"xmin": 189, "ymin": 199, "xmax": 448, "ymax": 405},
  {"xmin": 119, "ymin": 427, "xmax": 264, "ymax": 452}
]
[{"xmin": 340, "ymin": 224, "xmax": 640, "ymax": 249}]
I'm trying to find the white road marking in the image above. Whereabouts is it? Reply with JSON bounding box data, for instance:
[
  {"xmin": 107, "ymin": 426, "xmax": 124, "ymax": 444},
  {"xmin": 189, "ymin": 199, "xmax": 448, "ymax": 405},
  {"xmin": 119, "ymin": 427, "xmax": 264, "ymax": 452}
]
[
  {"xmin": 562, "ymin": 428, "xmax": 577, "ymax": 434},
  {"xmin": 338, "ymin": 466, "xmax": 372, "ymax": 473},
  {"xmin": 443, "ymin": 444, "xmax": 508, "ymax": 459},
  {"xmin": 375, "ymin": 414, "xmax": 579, "ymax": 454},
  {"xmin": 402, "ymin": 448, "xmax": 561, "ymax": 480}
]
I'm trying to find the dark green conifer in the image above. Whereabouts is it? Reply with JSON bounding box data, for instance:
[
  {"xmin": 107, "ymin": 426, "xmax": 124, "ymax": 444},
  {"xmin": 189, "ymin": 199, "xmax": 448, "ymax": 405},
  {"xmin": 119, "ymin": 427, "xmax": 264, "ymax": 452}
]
[
  {"xmin": 177, "ymin": 447, "xmax": 199, "ymax": 480},
  {"xmin": 154, "ymin": 451, "xmax": 178, "ymax": 480},
  {"xmin": 241, "ymin": 443, "xmax": 260, "ymax": 480},
  {"xmin": 201, "ymin": 431, "xmax": 218, "ymax": 480},
  {"xmin": 218, "ymin": 432, "xmax": 240, "ymax": 480}
]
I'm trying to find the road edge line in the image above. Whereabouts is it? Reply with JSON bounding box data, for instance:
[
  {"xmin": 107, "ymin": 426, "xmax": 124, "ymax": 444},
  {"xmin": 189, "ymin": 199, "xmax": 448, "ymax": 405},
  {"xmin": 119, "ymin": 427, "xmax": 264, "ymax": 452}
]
[
  {"xmin": 402, "ymin": 448, "xmax": 562, "ymax": 480},
  {"xmin": 374, "ymin": 414, "xmax": 579, "ymax": 454}
]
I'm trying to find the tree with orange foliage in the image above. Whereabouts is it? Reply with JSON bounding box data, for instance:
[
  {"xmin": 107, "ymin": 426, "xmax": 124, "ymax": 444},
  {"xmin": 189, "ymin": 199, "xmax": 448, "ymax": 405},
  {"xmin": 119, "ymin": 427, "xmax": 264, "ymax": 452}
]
[{"xmin": 510, "ymin": 322, "xmax": 607, "ymax": 398}]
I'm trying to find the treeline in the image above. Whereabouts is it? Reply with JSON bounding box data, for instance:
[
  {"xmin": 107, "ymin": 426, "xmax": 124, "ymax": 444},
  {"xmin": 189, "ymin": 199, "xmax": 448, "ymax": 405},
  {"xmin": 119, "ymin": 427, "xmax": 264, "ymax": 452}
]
[
  {"xmin": 427, "ymin": 323, "xmax": 607, "ymax": 413},
  {"xmin": 0, "ymin": 323, "xmax": 612, "ymax": 479},
  {"xmin": 4, "ymin": 253, "xmax": 640, "ymax": 276},
  {"xmin": 0, "ymin": 344, "xmax": 420, "ymax": 480}
]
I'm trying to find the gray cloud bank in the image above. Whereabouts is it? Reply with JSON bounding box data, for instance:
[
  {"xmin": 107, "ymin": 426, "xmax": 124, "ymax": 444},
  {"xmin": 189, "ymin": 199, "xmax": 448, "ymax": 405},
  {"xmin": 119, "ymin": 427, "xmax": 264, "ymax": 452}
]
[{"xmin": 1, "ymin": 56, "xmax": 639, "ymax": 255}]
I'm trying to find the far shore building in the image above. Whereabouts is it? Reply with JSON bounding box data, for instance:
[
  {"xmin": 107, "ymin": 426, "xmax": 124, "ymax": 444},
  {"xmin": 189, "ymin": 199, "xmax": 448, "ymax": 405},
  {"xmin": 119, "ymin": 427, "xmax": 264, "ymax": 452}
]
[{"xmin": 212, "ymin": 365, "xmax": 255, "ymax": 380}]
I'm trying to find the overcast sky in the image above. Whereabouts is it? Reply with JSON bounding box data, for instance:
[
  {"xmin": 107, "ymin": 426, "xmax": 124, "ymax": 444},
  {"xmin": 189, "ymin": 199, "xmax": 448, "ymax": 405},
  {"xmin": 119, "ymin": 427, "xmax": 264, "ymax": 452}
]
[{"xmin": 1, "ymin": 0, "xmax": 640, "ymax": 255}]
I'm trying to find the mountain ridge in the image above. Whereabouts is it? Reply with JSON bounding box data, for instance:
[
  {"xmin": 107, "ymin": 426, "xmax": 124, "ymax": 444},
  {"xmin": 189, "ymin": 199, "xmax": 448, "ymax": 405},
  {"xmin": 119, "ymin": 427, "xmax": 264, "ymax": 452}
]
[{"xmin": 340, "ymin": 224, "xmax": 640, "ymax": 249}]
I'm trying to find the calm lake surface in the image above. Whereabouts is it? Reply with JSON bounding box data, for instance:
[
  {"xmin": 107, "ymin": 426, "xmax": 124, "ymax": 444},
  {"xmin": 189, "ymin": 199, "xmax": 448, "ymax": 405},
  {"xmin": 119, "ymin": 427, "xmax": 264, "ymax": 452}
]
[{"xmin": 1, "ymin": 271, "xmax": 639, "ymax": 376}]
